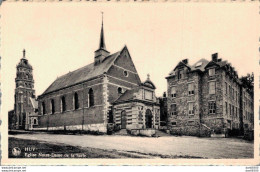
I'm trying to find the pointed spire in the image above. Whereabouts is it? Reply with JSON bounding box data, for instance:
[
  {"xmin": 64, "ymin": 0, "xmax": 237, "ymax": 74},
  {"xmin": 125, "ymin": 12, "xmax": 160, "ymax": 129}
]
[
  {"xmin": 99, "ymin": 12, "xmax": 106, "ymax": 50},
  {"xmin": 23, "ymin": 49, "xmax": 26, "ymax": 58}
]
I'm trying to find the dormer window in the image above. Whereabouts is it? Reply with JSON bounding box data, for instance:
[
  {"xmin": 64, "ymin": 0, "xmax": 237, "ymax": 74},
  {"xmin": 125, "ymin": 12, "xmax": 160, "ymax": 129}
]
[
  {"xmin": 209, "ymin": 68, "xmax": 215, "ymax": 76},
  {"xmin": 178, "ymin": 70, "xmax": 184, "ymax": 79}
]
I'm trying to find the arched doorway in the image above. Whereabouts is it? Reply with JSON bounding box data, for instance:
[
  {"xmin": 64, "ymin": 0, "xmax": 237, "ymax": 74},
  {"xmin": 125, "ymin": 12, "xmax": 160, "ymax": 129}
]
[
  {"xmin": 121, "ymin": 110, "xmax": 127, "ymax": 129},
  {"xmin": 145, "ymin": 109, "xmax": 153, "ymax": 128}
]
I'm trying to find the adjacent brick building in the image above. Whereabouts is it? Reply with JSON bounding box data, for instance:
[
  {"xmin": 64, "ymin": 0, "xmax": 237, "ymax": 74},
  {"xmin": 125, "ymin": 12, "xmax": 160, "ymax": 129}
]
[{"xmin": 166, "ymin": 53, "xmax": 254, "ymax": 136}]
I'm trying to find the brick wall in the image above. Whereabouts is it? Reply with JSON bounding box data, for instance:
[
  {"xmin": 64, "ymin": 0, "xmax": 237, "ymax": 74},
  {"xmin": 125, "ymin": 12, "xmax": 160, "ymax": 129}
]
[{"xmin": 37, "ymin": 76, "xmax": 106, "ymax": 131}]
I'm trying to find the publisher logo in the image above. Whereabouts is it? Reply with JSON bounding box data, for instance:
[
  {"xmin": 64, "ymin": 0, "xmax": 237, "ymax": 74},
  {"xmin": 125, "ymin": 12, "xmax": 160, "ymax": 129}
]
[{"xmin": 12, "ymin": 147, "xmax": 21, "ymax": 157}]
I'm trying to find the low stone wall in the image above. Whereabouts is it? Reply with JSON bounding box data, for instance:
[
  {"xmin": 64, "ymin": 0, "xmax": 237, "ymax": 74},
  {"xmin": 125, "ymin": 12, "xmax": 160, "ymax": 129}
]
[
  {"xmin": 170, "ymin": 124, "xmax": 211, "ymax": 137},
  {"xmin": 32, "ymin": 123, "xmax": 107, "ymax": 133},
  {"xmin": 170, "ymin": 126, "xmax": 199, "ymax": 136},
  {"xmin": 129, "ymin": 129, "xmax": 156, "ymax": 137}
]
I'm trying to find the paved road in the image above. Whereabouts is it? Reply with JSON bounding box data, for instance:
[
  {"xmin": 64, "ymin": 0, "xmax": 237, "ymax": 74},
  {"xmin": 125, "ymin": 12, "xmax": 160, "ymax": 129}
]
[{"xmin": 9, "ymin": 133, "xmax": 253, "ymax": 159}]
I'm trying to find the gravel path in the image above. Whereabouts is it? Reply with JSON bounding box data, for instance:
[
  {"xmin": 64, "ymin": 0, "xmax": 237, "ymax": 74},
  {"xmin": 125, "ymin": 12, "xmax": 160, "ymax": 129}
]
[{"xmin": 9, "ymin": 133, "xmax": 254, "ymax": 159}]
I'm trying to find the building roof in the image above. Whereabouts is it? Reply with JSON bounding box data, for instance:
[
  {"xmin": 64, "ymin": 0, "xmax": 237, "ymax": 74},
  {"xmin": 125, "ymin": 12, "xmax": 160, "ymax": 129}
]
[
  {"xmin": 113, "ymin": 87, "xmax": 140, "ymax": 104},
  {"xmin": 30, "ymin": 97, "xmax": 38, "ymax": 109},
  {"xmin": 99, "ymin": 17, "xmax": 107, "ymax": 50},
  {"xmin": 190, "ymin": 58, "xmax": 209, "ymax": 72},
  {"xmin": 167, "ymin": 56, "xmax": 230, "ymax": 79},
  {"xmin": 42, "ymin": 50, "xmax": 121, "ymax": 95}
]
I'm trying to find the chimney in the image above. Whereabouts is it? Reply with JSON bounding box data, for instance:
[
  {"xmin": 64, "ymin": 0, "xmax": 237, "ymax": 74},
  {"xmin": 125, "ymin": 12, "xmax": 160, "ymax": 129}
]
[
  {"xmin": 182, "ymin": 59, "xmax": 188, "ymax": 64},
  {"xmin": 163, "ymin": 92, "xmax": 166, "ymax": 98},
  {"xmin": 212, "ymin": 53, "xmax": 218, "ymax": 62}
]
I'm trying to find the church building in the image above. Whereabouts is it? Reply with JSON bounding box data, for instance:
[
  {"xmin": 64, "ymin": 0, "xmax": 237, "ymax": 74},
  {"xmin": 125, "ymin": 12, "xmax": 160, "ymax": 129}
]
[
  {"xmin": 8, "ymin": 50, "xmax": 39, "ymax": 130},
  {"xmin": 35, "ymin": 17, "xmax": 160, "ymax": 133}
]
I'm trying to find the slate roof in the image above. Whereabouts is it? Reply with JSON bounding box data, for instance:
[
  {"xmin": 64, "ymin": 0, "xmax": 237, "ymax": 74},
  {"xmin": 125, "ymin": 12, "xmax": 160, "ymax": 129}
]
[
  {"xmin": 113, "ymin": 87, "xmax": 139, "ymax": 104},
  {"xmin": 190, "ymin": 58, "xmax": 209, "ymax": 72},
  {"xmin": 29, "ymin": 97, "xmax": 38, "ymax": 109},
  {"xmin": 42, "ymin": 50, "xmax": 121, "ymax": 95}
]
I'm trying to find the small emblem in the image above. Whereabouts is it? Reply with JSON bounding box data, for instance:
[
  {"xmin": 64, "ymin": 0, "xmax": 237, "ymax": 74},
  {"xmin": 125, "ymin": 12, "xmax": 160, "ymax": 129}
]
[{"xmin": 12, "ymin": 147, "xmax": 21, "ymax": 157}]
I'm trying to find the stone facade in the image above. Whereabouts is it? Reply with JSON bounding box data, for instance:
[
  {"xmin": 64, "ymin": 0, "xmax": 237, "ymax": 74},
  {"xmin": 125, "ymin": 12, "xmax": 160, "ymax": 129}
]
[
  {"xmin": 166, "ymin": 53, "xmax": 254, "ymax": 136},
  {"xmin": 113, "ymin": 78, "xmax": 160, "ymax": 130},
  {"xmin": 8, "ymin": 50, "xmax": 38, "ymax": 130}
]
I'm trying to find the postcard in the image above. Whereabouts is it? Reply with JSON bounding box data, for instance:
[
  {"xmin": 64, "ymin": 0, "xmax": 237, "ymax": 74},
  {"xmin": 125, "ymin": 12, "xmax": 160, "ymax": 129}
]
[{"xmin": 1, "ymin": 2, "xmax": 259, "ymax": 165}]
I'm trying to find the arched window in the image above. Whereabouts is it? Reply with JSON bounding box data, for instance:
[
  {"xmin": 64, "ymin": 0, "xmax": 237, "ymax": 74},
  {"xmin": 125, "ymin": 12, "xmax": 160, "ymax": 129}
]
[
  {"xmin": 88, "ymin": 88, "xmax": 94, "ymax": 107},
  {"xmin": 61, "ymin": 96, "xmax": 66, "ymax": 112},
  {"xmin": 33, "ymin": 119, "xmax": 37, "ymax": 125},
  {"xmin": 42, "ymin": 102, "xmax": 46, "ymax": 115},
  {"xmin": 118, "ymin": 87, "xmax": 122, "ymax": 94},
  {"xmin": 51, "ymin": 99, "xmax": 55, "ymax": 114},
  {"xmin": 74, "ymin": 92, "xmax": 79, "ymax": 110}
]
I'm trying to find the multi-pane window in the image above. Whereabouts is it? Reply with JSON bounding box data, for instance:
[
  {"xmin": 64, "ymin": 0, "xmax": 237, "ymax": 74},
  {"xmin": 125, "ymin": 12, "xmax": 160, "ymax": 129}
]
[
  {"xmin": 188, "ymin": 102, "xmax": 194, "ymax": 115},
  {"xmin": 171, "ymin": 104, "xmax": 177, "ymax": 115},
  {"xmin": 209, "ymin": 101, "xmax": 216, "ymax": 114},
  {"xmin": 171, "ymin": 87, "xmax": 176, "ymax": 98},
  {"xmin": 188, "ymin": 83, "xmax": 194, "ymax": 95},
  {"xmin": 209, "ymin": 82, "xmax": 216, "ymax": 94},
  {"xmin": 209, "ymin": 68, "xmax": 215, "ymax": 76}
]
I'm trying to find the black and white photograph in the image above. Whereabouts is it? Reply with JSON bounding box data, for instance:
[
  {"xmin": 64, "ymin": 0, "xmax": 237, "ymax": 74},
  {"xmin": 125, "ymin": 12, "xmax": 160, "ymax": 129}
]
[{"xmin": 1, "ymin": 2, "xmax": 259, "ymax": 165}]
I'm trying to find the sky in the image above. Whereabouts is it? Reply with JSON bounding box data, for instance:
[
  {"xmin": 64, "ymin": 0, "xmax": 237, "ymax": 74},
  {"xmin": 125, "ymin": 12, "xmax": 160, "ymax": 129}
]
[{"xmin": 1, "ymin": 3, "xmax": 259, "ymax": 113}]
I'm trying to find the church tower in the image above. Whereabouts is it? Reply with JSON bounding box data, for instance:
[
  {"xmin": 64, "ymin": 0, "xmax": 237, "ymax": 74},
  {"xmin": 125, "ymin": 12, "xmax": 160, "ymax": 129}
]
[
  {"xmin": 94, "ymin": 13, "xmax": 110, "ymax": 65},
  {"xmin": 14, "ymin": 49, "xmax": 36, "ymax": 129}
]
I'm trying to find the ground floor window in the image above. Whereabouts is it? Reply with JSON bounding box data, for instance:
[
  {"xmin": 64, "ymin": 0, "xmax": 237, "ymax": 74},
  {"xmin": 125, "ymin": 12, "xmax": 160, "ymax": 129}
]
[{"xmin": 188, "ymin": 102, "xmax": 194, "ymax": 115}]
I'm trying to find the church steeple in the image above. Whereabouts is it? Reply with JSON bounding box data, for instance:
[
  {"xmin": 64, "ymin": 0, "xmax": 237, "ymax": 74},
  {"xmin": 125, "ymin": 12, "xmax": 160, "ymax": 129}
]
[
  {"xmin": 94, "ymin": 12, "xmax": 110, "ymax": 65},
  {"xmin": 99, "ymin": 13, "xmax": 106, "ymax": 50}
]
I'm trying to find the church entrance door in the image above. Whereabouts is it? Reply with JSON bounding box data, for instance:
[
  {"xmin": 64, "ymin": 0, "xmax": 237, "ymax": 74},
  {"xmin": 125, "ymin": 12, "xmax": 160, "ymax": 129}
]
[
  {"xmin": 121, "ymin": 110, "xmax": 127, "ymax": 129},
  {"xmin": 145, "ymin": 109, "xmax": 153, "ymax": 129}
]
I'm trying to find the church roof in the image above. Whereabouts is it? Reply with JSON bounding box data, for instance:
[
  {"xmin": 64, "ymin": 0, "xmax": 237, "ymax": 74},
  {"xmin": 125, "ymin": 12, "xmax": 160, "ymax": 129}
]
[
  {"xmin": 30, "ymin": 97, "xmax": 38, "ymax": 109},
  {"xmin": 17, "ymin": 49, "xmax": 33, "ymax": 69},
  {"xmin": 42, "ymin": 50, "xmax": 121, "ymax": 95},
  {"xmin": 141, "ymin": 74, "xmax": 156, "ymax": 89},
  {"xmin": 113, "ymin": 87, "xmax": 140, "ymax": 104}
]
